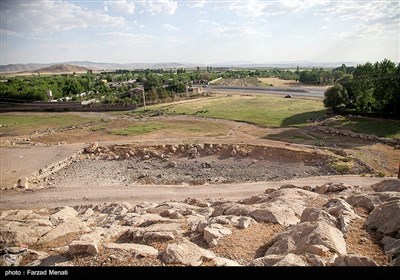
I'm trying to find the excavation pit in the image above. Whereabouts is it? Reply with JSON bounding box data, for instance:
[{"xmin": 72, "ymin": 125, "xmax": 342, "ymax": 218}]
[{"xmin": 30, "ymin": 143, "xmax": 362, "ymax": 188}]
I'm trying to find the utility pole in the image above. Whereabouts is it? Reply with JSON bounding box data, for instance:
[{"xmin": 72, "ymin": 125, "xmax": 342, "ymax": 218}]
[{"xmin": 142, "ymin": 90, "xmax": 146, "ymax": 112}]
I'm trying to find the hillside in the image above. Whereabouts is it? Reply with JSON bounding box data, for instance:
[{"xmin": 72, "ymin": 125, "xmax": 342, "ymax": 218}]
[{"xmin": 35, "ymin": 64, "xmax": 91, "ymax": 73}]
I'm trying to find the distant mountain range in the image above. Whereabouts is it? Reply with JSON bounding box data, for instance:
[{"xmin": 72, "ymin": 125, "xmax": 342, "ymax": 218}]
[{"xmin": 0, "ymin": 60, "xmax": 360, "ymax": 73}]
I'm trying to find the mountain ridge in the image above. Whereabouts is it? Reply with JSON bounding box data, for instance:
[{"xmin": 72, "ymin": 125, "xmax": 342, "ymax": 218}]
[{"xmin": 0, "ymin": 61, "xmax": 360, "ymax": 73}]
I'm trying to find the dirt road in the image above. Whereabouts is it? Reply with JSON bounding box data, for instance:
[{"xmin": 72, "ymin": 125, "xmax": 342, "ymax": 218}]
[{"xmin": 0, "ymin": 175, "xmax": 386, "ymax": 210}]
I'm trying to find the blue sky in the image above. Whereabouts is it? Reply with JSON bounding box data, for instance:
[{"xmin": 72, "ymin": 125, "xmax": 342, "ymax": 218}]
[{"xmin": 0, "ymin": 0, "xmax": 399, "ymax": 64}]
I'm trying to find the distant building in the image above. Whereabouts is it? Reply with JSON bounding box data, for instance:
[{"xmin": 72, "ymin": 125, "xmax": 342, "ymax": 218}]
[
  {"xmin": 188, "ymin": 87, "xmax": 203, "ymax": 94},
  {"xmin": 124, "ymin": 87, "xmax": 144, "ymax": 98},
  {"xmin": 192, "ymin": 79, "xmax": 208, "ymax": 85}
]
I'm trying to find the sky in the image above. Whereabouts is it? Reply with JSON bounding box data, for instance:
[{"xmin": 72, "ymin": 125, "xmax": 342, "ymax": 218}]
[{"xmin": 0, "ymin": 0, "xmax": 399, "ymax": 65}]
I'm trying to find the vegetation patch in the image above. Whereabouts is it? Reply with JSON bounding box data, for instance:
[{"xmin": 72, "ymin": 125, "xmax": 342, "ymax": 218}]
[
  {"xmin": 0, "ymin": 114, "xmax": 96, "ymax": 134},
  {"xmin": 324, "ymin": 116, "xmax": 400, "ymax": 139},
  {"xmin": 147, "ymin": 95, "xmax": 326, "ymax": 127},
  {"xmin": 329, "ymin": 158, "xmax": 355, "ymax": 175},
  {"xmin": 110, "ymin": 122, "xmax": 167, "ymax": 136}
]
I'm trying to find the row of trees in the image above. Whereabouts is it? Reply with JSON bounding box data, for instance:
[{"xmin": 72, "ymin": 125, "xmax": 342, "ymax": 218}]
[
  {"xmin": 323, "ymin": 59, "xmax": 400, "ymax": 118},
  {"xmin": 220, "ymin": 69, "xmax": 298, "ymax": 80},
  {"xmin": 298, "ymin": 65, "xmax": 355, "ymax": 85},
  {"xmin": 0, "ymin": 69, "xmax": 215, "ymax": 103}
]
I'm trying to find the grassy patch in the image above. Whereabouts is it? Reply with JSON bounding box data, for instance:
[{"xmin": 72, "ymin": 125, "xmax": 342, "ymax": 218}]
[
  {"xmin": 110, "ymin": 122, "xmax": 167, "ymax": 136},
  {"xmin": 329, "ymin": 158, "xmax": 354, "ymax": 174},
  {"xmin": 147, "ymin": 95, "xmax": 326, "ymax": 127},
  {"xmin": 0, "ymin": 114, "xmax": 97, "ymax": 135},
  {"xmin": 325, "ymin": 116, "xmax": 400, "ymax": 139},
  {"xmin": 90, "ymin": 125, "xmax": 107, "ymax": 132}
]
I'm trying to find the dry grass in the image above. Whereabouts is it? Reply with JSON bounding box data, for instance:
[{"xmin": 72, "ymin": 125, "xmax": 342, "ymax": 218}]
[
  {"xmin": 258, "ymin": 77, "xmax": 300, "ymax": 87},
  {"xmin": 210, "ymin": 223, "xmax": 284, "ymax": 265},
  {"xmin": 345, "ymin": 208, "xmax": 389, "ymax": 266}
]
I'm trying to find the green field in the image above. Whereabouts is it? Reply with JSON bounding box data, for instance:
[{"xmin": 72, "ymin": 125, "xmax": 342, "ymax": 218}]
[
  {"xmin": 111, "ymin": 122, "xmax": 167, "ymax": 136},
  {"xmin": 325, "ymin": 116, "xmax": 400, "ymax": 139},
  {"xmin": 146, "ymin": 95, "xmax": 326, "ymax": 127},
  {"xmin": 109, "ymin": 119, "xmax": 228, "ymax": 137},
  {"xmin": 0, "ymin": 114, "xmax": 97, "ymax": 134}
]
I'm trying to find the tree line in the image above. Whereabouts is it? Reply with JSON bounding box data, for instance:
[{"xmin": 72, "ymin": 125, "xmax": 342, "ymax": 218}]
[
  {"xmin": 323, "ymin": 59, "xmax": 400, "ymax": 119},
  {"xmin": 0, "ymin": 69, "xmax": 217, "ymax": 104}
]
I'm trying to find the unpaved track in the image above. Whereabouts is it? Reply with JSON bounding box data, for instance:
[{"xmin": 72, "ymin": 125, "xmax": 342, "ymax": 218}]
[{"xmin": 0, "ymin": 175, "xmax": 387, "ymax": 210}]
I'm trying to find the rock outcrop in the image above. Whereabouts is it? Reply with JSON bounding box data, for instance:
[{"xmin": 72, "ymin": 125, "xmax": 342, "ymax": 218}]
[{"xmin": 1, "ymin": 179, "xmax": 398, "ymax": 267}]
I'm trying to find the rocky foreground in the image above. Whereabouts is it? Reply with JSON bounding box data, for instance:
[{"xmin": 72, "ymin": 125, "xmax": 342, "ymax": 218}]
[{"xmin": 1, "ymin": 179, "xmax": 399, "ymax": 266}]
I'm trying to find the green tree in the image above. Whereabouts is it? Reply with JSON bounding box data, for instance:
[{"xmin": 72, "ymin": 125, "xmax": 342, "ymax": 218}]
[
  {"xmin": 323, "ymin": 84, "xmax": 348, "ymax": 112},
  {"xmin": 62, "ymin": 78, "xmax": 83, "ymax": 96}
]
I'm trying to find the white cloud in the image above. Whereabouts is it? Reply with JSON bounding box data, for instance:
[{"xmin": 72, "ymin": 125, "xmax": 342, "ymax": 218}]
[
  {"xmin": 315, "ymin": 1, "xmax": 399, "ymax": 39},
  {"xmin": 188, "ymin": 1, "xmax": 207, "ymax": 8},
  {"xmin": 102, "ymin": 32, "xmax": 155, "ymax": 44},
  {"xmin": 210, "ymin": 26, "xmax": 270, "ymax": 38},
  {"xmin": 336, "ymin": 23, "xmax": 391, "ymax": 40},
  {"xmin": 198, "ymin": 19, "xmax": 218, "ymax": 26},
  {"xmin": 164, "ymin": 24, "xmax": 180, "ymax": 31},
  {"xmin": 1, "ymin": 0, "xmax": 127, "ymax": 35},
  {"xmin": 279, "ymin": 0, "xmax": 327, "ymax": 10},
  {"xmin": 106, "ymin": 0, "xmax": 135, "ymax": 14},
  {"xmin": 228, "ymin": 0, "xmax": 269, "ymax": 17},
  {"xmin": 0, "ymin": 29, "xmax": 20, "ymax": 37},
  {"xmin": 140, "ymin": 0, "xmax": 178, "ymax": 15}
]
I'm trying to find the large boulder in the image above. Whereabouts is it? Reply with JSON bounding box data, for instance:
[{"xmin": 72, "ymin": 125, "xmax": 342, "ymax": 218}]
[
  {"xmin": 389, "ymin": 257, "xmax": 400, "ymax": 266},
  {"xmin": 251, "ymin": 254, "xmax": 308, "ymax": 266},
  {"xmin": 161, "ymin": 239, "xmax": 215, "ymax": 266},
  {"xmin": 37, "ymin": 217, "xmax": 90, "ymax": 244},
  {"xmin": 382, "ymin": 236, "xmax": 400, "ymax": 259},
  {"xmin": 300, "ymin": 208, "xmax": 338, "ymax": 229},
  {"xmin": 212, "ymin": 203, "xmax": 256, "ymax": 217},
  {"xmin": 186, "ymin": 214, "xmax": 207, "ymax": 232},
  {"xmin": 251, "ymin": 206, "xmax": 299, "ymax": 226},
  {"xmin": 183, "ymin": 198, "xmax": 210, "ymax": 208},
  {"xmin": 147, "ymin": 202, "xmax": 200, "ymax": 216},
  {"xmin": 323, "ymin": 198, "xmax": 359, "ymax": 234},
  {"xmin": 0, "ymin": 210, "xmax": 33, "ymax": 221},
  {"xmin": 371, "ymin": 180, "xmax": 400, "ymax": 192},
  {"xmin": 211, "ymin": 257, "xmax": 241, "ymax": 266},
  {"xmin": 203, "ymin": 224, "xmax": 232, "ymax": 247},
  {"xmin": 240, "ymin": 194, "xmax": 270, "ymax": 205},
  {"xmin": 50, "ymin": 206, "xmax": 78, "ymax": 223},
  {"xmin": 121, "ymin": 213, "xmax": 174, "ymax": 227},
  {"xmin": 238, "ymin": 217, "xmax": 257, "ymax": 229},
  {"xmin": 104, "ymin": 243, "xmax": 158, "ymax": 257},
  {"xmin": 266, "ymin": 221, "xmax": 347, "ymax": 257},
  {"xmin": 209, "ymin": 215, "xmax": 240, "ymax": 226},
  {"xmin": 331, "ymin": 254, "xmax": 378, "ymax": 266},
  {"xmin": 250, "ymin": 188, "xmax": 320, "ymax": 226},
  {"xmin": 314, "ymin": 182, "xmax": 349, "ymax": 194},
  {"xmin": 121, "ymin": 228, "xmax": 175, "ymax": 243},
  {"xmin": 0, "ymin": 220, "xmax": 52, "ymax": 247},
  {"xmin": 93, "ymin": 202, "xmax": 132, "ymax": 215},
  {"xmin": 365, "ymin": 200, "xmax": 400, "ymax": 235},
  {"xmin": 346, "ymin": 192, "xmax": 400, "ymax": 213},
  {"xmin": 0, "ymin": 230, "xmax": 38, "ymax": 247},
  {"xmin": 68, "ymin": 240, "xmax": 98, "ymax": 256}
]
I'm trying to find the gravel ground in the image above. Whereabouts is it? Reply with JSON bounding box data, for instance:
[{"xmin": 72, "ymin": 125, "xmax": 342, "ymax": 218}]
[{"xmin": 44, "ymin": 155, "xmax": 332, "ymax": 187}]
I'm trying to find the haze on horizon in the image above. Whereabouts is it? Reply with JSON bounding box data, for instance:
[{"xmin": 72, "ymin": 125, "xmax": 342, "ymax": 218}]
[{"xmin": 0, "ymin": 0, "xmax": 399, "ymax": 65}]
